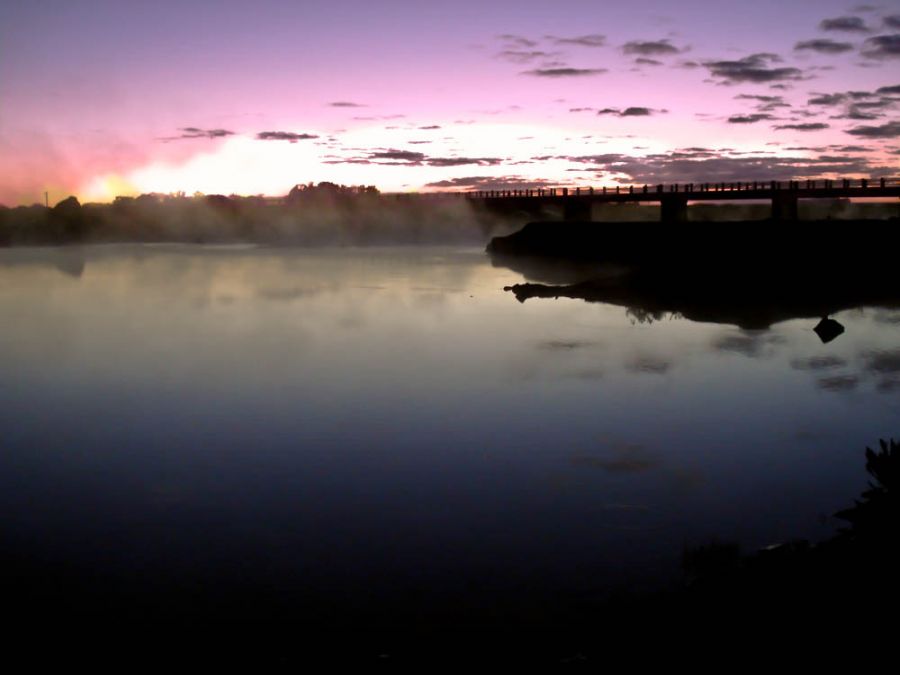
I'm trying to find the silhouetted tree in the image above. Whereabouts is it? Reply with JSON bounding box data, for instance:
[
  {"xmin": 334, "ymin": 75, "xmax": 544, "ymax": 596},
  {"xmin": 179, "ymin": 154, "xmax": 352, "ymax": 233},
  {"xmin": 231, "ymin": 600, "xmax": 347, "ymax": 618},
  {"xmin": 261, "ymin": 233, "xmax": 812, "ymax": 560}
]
[
  {"xmin": 50, "ymin": 196, "xmax": 86, "ymax": 241},
  {"xmin": 835, "ymin": 438, "xmax": 899, "ymax": 543}
]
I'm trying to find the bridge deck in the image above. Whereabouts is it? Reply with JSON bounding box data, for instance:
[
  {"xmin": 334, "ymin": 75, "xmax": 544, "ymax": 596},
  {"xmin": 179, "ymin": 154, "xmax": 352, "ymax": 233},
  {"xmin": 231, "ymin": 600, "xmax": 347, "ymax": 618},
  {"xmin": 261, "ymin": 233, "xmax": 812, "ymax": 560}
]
[
  {"xmin": 461, "ymin": 178, "xmax": 899, "ymax": 222},
  {"xmin": 465, "ymin": 178, "xmax": 900, "ymax": 204}
]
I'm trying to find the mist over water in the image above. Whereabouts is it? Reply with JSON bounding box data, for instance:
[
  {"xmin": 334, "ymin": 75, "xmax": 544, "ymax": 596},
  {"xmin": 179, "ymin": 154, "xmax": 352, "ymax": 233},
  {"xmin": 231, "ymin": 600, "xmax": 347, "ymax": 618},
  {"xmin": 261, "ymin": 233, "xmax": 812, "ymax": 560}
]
[{"xmin": 1, "ymin": 244, "xmax": 899, "ymax": 626}]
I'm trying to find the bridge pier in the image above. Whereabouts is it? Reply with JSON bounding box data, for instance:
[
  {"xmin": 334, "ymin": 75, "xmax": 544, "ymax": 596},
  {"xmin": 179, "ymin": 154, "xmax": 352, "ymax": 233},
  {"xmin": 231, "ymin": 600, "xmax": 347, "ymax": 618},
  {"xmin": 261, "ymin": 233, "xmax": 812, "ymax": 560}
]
[
  {"xmin": 660, "ymin": 195, "xmax": 688, "ymax": 223},
  {"xmin": 563, "ymin": 199, "xmax": 592, "ymax": 221},
  {"xmin": 771, "ymin": 193, "xmax": 798, "ymax": 221}
]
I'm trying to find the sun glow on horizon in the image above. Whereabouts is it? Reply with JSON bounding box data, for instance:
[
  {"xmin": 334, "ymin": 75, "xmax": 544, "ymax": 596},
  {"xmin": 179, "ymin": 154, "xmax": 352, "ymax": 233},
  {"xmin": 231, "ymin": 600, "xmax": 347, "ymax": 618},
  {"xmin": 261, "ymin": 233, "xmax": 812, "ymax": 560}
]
[
  {"xmin": 75, "ymin": 122, "xmax": 693, "ymax": 201},
  {"xmin": 72, "ymin": 119, "xmax": 895, "ymax": 204}
]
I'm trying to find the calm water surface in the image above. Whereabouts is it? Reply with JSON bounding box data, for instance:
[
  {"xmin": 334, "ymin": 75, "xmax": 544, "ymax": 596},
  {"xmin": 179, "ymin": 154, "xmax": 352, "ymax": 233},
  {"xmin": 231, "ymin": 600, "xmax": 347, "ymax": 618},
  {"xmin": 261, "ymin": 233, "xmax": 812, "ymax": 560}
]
[{"xmin": 2, "ymin": 244, "xmax": 899, "ymax": 623}]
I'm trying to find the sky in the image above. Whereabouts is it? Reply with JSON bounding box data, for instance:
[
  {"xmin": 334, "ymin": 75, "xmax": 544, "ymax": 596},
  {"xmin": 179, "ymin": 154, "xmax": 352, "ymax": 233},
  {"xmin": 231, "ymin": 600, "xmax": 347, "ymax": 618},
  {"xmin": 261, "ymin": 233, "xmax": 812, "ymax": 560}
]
[{"xmin": 1, "ymin": 0, "xmax": 898, "ymax": 205}]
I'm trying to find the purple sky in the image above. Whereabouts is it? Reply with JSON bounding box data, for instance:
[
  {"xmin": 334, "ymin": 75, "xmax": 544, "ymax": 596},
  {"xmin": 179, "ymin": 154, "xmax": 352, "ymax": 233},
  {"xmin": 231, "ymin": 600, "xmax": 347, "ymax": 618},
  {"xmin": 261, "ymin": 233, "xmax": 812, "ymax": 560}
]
[{"xmin": 1, "ymin": 0, "xmax": 898, "ymax": 204}]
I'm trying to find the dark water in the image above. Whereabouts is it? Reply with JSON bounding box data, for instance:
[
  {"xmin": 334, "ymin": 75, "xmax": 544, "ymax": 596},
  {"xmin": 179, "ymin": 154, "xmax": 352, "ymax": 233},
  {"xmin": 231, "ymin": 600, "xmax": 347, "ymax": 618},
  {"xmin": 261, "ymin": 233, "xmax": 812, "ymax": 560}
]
[{"xmin": 2, "ymin": 244, "xmax": 899, "ymax": 626}]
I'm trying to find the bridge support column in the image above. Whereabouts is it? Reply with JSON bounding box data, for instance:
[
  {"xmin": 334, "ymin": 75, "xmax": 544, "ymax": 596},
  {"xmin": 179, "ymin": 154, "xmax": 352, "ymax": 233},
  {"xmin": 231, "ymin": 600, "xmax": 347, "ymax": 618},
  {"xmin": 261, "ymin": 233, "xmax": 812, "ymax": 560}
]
[
  {"xmin": 771, "ymin": 192, "xmax": 798, "ymax": 221},
  {"xmin": 660, "ymin": 195, "xmax": 688, "ymax": 223},
  {"xmin": 563, "ymin": 199, "xmax": 592, "ymax": 222}
]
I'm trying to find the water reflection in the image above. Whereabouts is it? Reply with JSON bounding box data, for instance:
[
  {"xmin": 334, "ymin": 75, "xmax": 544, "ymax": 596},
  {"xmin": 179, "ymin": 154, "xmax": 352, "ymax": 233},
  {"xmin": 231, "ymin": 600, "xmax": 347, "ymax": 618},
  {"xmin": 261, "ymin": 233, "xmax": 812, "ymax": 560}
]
[
  {"xmin": 491, "ymin": 249, "xmax": 900, "ymax": 332},
  {"xmin": 1, "ymin": 244, "xmax": 898, "ymax": 636}
]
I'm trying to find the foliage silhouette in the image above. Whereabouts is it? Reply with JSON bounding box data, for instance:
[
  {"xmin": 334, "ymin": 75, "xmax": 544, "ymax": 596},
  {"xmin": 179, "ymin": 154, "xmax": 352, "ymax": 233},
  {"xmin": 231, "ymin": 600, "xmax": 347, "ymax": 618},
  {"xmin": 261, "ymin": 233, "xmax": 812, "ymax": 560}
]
[{"xmin": 834, "ymin": 438, "xmax": 899, "ymax": 543}]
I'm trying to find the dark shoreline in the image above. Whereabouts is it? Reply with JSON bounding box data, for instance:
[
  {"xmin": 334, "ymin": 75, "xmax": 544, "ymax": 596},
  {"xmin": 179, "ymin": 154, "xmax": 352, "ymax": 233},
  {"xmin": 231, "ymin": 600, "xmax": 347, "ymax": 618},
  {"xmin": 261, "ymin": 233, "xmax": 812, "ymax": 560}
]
[
  {"xmin": 488, "ymin": 218, "xmax": 900, "ymax": 331},
  {"xmin": 487, "ymin": 217, "xmax": 900, "ymax": 266}
]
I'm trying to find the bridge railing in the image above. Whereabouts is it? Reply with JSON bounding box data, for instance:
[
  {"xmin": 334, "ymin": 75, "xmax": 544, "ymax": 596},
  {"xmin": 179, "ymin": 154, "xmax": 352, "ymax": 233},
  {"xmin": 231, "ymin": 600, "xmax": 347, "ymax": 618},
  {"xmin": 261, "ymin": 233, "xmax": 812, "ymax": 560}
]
[{"xmin": 464, "ymin": 177, "xmax": 900, "ymax": 199}]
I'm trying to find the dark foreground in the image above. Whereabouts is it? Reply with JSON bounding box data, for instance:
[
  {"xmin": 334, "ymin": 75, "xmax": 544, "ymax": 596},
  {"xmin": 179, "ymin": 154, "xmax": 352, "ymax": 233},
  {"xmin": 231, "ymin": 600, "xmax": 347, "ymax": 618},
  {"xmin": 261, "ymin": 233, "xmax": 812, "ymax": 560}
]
[
  {"xmin": 488, "ymin": 218, "xmax": 900, "ymax": 266},
  {"xmin": 6, "ymin": 441, "xmax": 899, "ymax": 665}
]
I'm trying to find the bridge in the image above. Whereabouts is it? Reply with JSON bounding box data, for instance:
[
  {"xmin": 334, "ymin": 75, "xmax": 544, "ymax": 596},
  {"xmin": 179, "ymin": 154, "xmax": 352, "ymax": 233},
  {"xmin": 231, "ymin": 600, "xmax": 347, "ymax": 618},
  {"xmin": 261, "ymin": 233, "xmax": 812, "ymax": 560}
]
[{"xmin": 463, "ymin": 177, "xmax": 900, "ymax": 222}]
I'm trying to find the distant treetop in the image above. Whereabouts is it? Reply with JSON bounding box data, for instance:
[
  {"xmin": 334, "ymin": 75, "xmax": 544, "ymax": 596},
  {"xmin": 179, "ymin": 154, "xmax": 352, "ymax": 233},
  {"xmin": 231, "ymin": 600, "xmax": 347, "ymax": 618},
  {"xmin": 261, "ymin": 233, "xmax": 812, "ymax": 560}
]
[{"xmin": 287, "ymin": 182, "xmax": 379, "ymax": 202}]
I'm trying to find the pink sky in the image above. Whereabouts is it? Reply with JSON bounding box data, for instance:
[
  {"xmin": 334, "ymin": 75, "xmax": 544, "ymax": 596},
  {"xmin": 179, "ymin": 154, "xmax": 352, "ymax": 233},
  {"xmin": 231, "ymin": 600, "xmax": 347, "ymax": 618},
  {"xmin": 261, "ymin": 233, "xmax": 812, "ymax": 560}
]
[{"xmin": 1, "ymin": 0, "xmax": 898, "ymax": 205}]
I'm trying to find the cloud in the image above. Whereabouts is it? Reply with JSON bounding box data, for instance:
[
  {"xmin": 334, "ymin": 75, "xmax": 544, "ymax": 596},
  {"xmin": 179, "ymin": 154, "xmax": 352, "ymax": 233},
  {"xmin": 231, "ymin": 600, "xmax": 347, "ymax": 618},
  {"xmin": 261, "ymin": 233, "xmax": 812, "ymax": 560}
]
[
  {"xmin": 885, "ymin": 15, "xmax": 900, "ymax": 29},
  {"xmin": 794, "ymin": 39, "xmax": 855, "ymax": 53},
  {"xmin": 369, "ymin": 150, "xmax": 426, "ymax": 162},
  {"xmin": 497, "ymin": 49, "xmax": 562, "ymax": 63},
  {"xmin": 255, "ymin": 131, "xmax": 319, "ymax": 142},
  {"xmin": 596, "ymin": 107, "xmax": 664, "ymax": 116},
  {"xmin": 328, "ymin": 101, "xmax": 366, "ymax": 107},
  {"xmin": 622, "ymin": 39, "xmax": 683, "ymax": 56},
  {"xmin": 876, "ymin": 84, "xmax": 900, "ymax": 94},
  {"xmin": 845, "ymin": 120, "xmax": 900, "ymax": 137},
  {"xmin": 325, "ymin": 150, "xmax": 503, "ymax": 167},
  {"xmin": 834, "ymin": 108, "xmax": 881, "ymax": 120},
  {"xmin": 819, "ymin": 16, "xmax": 871, "ymax": 32},
  {"xmin": 861, "ymin": 33, "xmax": 900, "ymax": 58},
  {"xmin": 728, "ymin": 113, "xmax": 776, "ymax": 123},
  {"xmin": 549, "ymin": 34, "xmax": 606, "ymax": 47},
  {"xmin": 161, "ymin": 127, "xmax": 235, "ymax": 141},
  {"xmin": 558, "ymin": 148, "xmax": 889, "ymax": 184},
  {"xmin": 703, "ymin": 53, "xmax": 804, "ymax": 84},
  {"xmin": 522, "ymin": 67, "xmax": 607, "ymax": 77},
  {"xmin": 634, "ymin": 57, "xmax": 664, "ymax": 66},
  {"xmin": 808, "ymin": 92, "xmax": 849, "ymax": 105},
  {"xmin": 498, "ymin": 34, "xmax": 538, "ymax": 48},
  {"xmin": 423, "ymin": 175, "xmax": 557, "ymax": 190},
  {"xmin": 735, "ymin": 94, "xmax": 790, "ymax": 111},
  {"xmin": 425, "ymin": 157, "xmax": 504, "ymax": 167},
  {"xmin": 773, "ymin": 123, "xmax": 830, "ymax": 131}
]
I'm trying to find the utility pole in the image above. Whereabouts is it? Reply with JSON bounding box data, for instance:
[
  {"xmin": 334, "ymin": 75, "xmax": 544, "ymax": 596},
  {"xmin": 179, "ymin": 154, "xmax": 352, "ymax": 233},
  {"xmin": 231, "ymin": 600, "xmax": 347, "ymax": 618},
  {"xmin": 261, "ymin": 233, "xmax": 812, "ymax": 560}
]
[{"xmin": 44, "ymin": 191, "xmax": 49, "ymax": 208}]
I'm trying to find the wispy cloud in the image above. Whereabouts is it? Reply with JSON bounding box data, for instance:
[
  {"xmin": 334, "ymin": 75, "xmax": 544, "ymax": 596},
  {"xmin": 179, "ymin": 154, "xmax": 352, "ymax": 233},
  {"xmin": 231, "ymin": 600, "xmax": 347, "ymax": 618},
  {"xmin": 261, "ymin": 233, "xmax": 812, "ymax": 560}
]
[
  {"xmin": 425, "ymin": 157, "xmax": 504, "ymax": 167},
  {"xmin": 324, "ymin": 149, "xmax": 504, "ymax": 167},
  {"xmin": 728, "ymin": 113, "xmax": 776, "ymax": 123},
  {"xmin": 845, "ymin": 120, "xmax": 900, "ymax": 137},
  {"xmin": 160, "ymin": 127, "xmax": 235, "ymax": 142},
  {"xmin": 773, "ymin": 123, "xmax": 830, "ymax": 131},
  {"xmin": 819, "ymin": 16, "xmax": 871, "ymax": 32},
  {"xmin": 794, "ymin": 39, "xmax": 855, "ymax": 54},
  {"xmin": 497, "ymin": 34, "xmax": 538, "ymax": 48},
  {"xmin": 256, "ymin": 131, "xmax": 319, "ymax": 142},
  {"xmin": 522, "ymin": 67, "xmax": 607, "ymax": 77},
  {"xmin": 861, "ymin": 34, "xmax": 900, "ymax": 58},
  {"xmin": 424, "ymin": 175, "xmax": 557, "ymax": 190},
  {"xmin": 596, "ymin": 107, "xmax": 665, "ymax": 116},
  {"xmin": 734, "ymin": 94, "xmax": 790, "ymax": 111},
  {"xmin": 369, "ymin": 150, "xmax": 425, "ymax": 162},
  {"xmin": 703, "ymin": 53, "xmax": 804, "ymax": 84},
  {"xmin": 549, "ymin": 34, "xmax": 607, "ymax": 47},
  {"xmin": 496, "ymin": 49, "xmax": 562, "ymax": 63},
  {"xmin": 622, "ymin": 39, "xmax": 684, "ymax": 56},
  {"xmin": 558, "ymin": 149, "xmax": 889, "ymax": 183}
]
